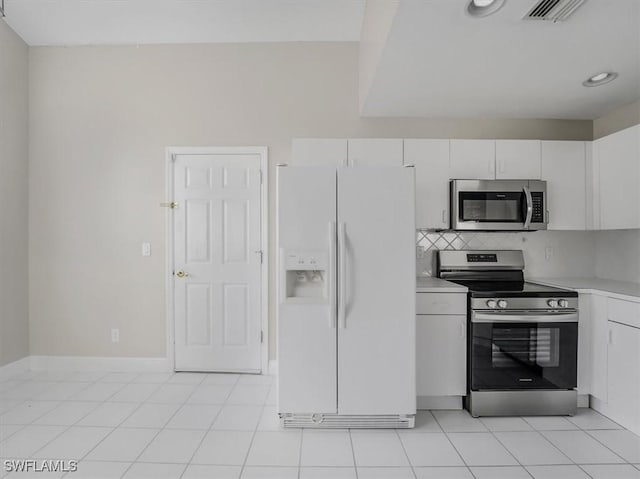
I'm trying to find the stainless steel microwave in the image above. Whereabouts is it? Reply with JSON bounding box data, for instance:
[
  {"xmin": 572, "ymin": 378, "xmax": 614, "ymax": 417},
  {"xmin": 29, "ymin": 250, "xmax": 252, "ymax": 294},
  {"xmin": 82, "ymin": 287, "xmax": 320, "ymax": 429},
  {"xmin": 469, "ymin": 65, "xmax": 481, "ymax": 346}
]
[{"xmin": 450, "ymin": 180, "xmax": 548, "ymax": 231}]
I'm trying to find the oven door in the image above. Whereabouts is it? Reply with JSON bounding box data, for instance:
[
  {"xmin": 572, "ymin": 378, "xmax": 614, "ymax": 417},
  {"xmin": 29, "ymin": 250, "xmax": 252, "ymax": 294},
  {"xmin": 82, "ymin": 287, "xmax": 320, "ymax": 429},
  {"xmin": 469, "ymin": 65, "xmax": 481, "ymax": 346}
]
[{"xmin": 470, "ymin": 311, "xmax": 578, "ymax": 391}]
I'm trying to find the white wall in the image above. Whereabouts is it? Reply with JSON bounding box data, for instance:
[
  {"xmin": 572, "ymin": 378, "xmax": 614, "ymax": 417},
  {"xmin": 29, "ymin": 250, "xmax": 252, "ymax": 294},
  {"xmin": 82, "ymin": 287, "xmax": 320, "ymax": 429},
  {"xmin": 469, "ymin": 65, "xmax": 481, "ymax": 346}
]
[
  {"xmin": 28, "ymin": 42, "xmax": 593, "ymax": 361},
  {"xmin": 0, "ymin": 20, "xmax": 29, "ymax": 367}
]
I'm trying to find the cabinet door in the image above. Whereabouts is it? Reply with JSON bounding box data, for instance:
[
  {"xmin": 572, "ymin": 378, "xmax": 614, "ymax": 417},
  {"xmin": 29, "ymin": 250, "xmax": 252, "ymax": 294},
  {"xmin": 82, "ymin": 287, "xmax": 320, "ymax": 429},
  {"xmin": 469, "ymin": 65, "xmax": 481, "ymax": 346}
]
[
  {"xmin": 590, "ymin": 294, "xmax": 609, "ymax": 402},
  {"xmin": 541, "ymin": 141, "xmax": 586, "ymax": 230},
  {"xmin": 347, "ymin": 138, "xmax": 403, "ymax": 166},
  {"xmin": 495, "ymin": 140, "xmax": 541, "ymax": 179},
  {"xmin": 607, "ymin": 321, "xmax": 640, "ymax": 435},
  {"xmin": 404, "ymin": 139, "xmax": 450, "ymax": 229},
  {"xmin": 450, "ymin": 140, "xmax": 495, "ymax": 179},
  {"xmin": 292, "ymin": 138, "xmax": 347, "ymax": 166},
  {"xmin": 596, "ymin": 125, "xmax": 640, "ymax": 230},
  {"xmin": 416, "ymin": 315, "xmax": 466, "ymax": 396}
]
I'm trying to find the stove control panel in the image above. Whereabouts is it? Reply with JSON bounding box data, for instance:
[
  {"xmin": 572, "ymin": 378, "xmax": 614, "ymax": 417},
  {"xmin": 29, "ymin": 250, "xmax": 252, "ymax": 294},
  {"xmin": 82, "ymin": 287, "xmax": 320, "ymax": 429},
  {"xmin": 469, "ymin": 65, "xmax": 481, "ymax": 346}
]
[
  {"xmin": 486, "ymin": 299, "xmax": 508, "ymax": 309},
  {"xmin": 473, "ymin": 296, "xmax": 578, "ymax": 311},
  {"xmin": 548, "ymin": 299, "xmax": 570, "ymax": 308}
]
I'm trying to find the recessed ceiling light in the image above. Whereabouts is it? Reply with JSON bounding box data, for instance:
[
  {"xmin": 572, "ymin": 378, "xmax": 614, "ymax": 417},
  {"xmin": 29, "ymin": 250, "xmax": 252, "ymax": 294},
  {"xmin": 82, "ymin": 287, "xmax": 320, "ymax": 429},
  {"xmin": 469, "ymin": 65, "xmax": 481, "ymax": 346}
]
[
  {"xmin": 467, "ymin": 0, "xmax": 506, "ymax": 18},
  {"xmin": 582, "ymin": 72, "xmax": 619, "ymax": 87}
]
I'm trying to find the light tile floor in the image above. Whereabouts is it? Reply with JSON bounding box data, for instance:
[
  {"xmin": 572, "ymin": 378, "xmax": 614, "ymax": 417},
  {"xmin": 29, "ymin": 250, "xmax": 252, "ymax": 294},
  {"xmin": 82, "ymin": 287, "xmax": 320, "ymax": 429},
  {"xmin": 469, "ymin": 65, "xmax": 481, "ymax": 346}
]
[{"xmin": 1, "ymin": 371, "xmax": 639, "ymax": 478}]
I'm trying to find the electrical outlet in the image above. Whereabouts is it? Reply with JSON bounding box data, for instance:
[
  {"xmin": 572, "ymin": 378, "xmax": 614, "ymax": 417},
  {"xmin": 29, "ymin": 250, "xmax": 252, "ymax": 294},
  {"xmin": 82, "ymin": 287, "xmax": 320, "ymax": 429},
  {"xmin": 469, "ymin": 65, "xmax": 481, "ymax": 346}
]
[
  {"xmin": 142, "ymin": 242, "xmax": 151, "ymax": 256},
  {"xmin": 545, "ymin": 247, "xmax": 553, "ymax": 261},
  {"xmin": 111, "ymin": 329, "xmax": 120, "ymax": 343},
  {"xmin": 416, "ymin": 245, "xmax": 425, "ymax": 259}
]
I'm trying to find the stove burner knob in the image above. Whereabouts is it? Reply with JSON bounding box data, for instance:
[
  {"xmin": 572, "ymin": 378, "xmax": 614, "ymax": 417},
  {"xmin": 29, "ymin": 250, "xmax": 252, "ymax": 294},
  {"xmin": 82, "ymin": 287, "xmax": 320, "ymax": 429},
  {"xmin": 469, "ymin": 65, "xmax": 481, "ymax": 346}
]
[
  {"xmin": 558, "ymin": 299, "xmax": 568, "ymax": 308},
  {"xmin": 497, "ymin": 299, "xmax": 508, "ymax": 309},
  {"xmin": 487, "ymin": 300, "xmax": 497, "ymax": 309},
  {"xmin": 547, "ymin": 299, "xmax": 558, "ymax": 308}
]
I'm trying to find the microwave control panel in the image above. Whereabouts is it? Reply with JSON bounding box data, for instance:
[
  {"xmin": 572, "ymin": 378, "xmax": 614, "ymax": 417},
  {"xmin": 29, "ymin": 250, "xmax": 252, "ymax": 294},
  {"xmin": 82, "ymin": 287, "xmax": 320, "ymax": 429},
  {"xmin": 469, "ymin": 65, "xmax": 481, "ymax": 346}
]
[{"xmin": 531, "ymin": 192, "xmax": 544, "ymax": 223}]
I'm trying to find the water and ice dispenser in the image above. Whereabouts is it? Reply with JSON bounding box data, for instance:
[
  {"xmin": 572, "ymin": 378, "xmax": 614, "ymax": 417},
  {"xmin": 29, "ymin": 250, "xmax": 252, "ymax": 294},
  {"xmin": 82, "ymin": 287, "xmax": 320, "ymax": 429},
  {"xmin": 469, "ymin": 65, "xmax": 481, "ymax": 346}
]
[{"xmin": 281, "ymin": 250, "xmax": 329, "ymax": 303}]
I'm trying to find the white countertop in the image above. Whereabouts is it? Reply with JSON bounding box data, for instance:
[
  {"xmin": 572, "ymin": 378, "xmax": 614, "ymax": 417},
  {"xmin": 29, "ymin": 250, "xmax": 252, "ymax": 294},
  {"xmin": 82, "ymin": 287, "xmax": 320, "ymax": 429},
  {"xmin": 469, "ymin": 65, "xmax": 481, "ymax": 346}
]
[
  {"xmin": 416, "ymin": 277, "xmax": 468, "ymax": 293},
  {"xmin": 530, "ymin": 277, "xmax": 640, "ymax": 303}
]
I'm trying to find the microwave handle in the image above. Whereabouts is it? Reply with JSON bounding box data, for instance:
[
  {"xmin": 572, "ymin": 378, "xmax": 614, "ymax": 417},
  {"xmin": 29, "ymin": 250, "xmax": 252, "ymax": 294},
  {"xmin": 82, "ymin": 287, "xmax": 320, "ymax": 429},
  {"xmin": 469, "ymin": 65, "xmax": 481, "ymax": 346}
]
[{"xmin": 523, "ymin": 185, "xmax": 533, "ymax": 229}]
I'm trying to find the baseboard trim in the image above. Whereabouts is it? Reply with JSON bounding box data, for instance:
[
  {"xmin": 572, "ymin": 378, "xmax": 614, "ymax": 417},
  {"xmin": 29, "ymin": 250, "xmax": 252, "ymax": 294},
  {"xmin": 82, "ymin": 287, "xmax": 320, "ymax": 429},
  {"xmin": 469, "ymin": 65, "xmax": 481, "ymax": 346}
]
[
  {"xmin": 417, "ymin": 395, "xmax": 463, "ymax": 410},
  {"xmin": 0, "ymin": 356, "xmax": 31, "ymax": 381},
  {"xmin": 29, "ymin": 355, "xmax": 172, "ymax": 373},
  {"xmin": 577, "ymin": 394, "xmax": 589, "ymax": 408}
]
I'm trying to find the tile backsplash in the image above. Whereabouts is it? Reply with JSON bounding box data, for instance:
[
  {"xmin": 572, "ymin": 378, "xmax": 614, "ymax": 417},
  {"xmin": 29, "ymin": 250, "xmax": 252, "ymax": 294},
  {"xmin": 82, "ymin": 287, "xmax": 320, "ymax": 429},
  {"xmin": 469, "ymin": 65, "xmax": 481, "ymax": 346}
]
[{"xmin": 417, "ymin": 230, "xmax": 596, "ymax": 279}]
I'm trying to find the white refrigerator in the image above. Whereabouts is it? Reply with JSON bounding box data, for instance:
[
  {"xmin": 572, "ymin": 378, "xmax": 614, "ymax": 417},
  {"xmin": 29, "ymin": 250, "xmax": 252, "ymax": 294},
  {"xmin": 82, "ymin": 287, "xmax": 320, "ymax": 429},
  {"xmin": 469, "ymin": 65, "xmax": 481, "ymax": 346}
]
[{"xmin": 276, "ymin": 165, "xmax": 416, "ymax": 428}]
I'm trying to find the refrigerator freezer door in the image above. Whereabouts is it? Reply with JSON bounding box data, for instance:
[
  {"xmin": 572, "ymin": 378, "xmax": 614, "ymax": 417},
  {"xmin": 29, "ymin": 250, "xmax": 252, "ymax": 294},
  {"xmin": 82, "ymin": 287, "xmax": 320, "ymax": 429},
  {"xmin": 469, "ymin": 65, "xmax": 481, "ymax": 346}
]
[
  {"xmin": 337, "ymin": 167, "xmax": 416, "ymax": 415},
  {"xmin": 277, "ymin": 166, "xmax": 338, "ymax": 414}
]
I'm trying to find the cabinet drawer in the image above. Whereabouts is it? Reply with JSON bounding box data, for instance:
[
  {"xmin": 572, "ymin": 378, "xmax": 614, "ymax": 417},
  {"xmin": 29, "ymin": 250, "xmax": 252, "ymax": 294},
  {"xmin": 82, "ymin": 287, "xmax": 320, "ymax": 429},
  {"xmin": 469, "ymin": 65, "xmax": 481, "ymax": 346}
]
[
  {"xmin": 416, "ymin": 293, "xmax": 466, "ymax": 315},
  {"xmin": 608, "ymin": 298, "xmax": 640, "ymax": 329}
]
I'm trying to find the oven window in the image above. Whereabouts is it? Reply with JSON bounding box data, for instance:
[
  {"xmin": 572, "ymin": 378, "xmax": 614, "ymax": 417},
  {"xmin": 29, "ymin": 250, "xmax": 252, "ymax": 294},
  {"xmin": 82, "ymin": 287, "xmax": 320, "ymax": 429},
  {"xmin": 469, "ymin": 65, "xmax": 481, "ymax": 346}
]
[
  {"xmin": 492, "ymin": 327, "xmax": 560, "ymax": 368},
  {"xmin": 470, "ymin": 321, "xmax": 577, "ymax": 390},
  {"xmin": 459, "ymin": 192, "xmax": 524, "ymax": 222}
]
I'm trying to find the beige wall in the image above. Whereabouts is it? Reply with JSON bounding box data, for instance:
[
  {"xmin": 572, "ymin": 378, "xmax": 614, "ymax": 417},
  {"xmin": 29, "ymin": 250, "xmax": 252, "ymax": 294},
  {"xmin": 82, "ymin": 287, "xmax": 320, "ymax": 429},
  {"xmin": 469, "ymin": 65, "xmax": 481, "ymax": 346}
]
[
  {"xmin": 593, "ymin": 99, "xmax": 640, "ymax": 139},
  {"xmin": 0, "ymin": 20, "xmax": 29, "ymax": 367},
  {"xmin": 28, "ymin": 42, "xmax": 593, "ymax": 361}
]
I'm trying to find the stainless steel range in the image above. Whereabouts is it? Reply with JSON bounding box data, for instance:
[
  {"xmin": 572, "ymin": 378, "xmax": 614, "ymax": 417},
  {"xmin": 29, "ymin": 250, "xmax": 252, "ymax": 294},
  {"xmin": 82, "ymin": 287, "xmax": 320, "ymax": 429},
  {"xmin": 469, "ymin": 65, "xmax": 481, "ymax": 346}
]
[{"xmin": 437, "ymin": 250, "xmax": 578, "ymax": 417}]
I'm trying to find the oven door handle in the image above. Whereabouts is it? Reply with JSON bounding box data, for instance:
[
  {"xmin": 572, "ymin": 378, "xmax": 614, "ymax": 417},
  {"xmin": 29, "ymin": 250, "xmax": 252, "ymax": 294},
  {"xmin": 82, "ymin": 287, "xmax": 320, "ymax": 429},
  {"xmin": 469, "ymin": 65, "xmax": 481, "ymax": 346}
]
[
  {"xmin": 523, "ymin": 185, "xmax": 533, "ymax": 229},
  {"xmin": 472, "ymin": 312, "xmax": 578, "ymax": 323}
]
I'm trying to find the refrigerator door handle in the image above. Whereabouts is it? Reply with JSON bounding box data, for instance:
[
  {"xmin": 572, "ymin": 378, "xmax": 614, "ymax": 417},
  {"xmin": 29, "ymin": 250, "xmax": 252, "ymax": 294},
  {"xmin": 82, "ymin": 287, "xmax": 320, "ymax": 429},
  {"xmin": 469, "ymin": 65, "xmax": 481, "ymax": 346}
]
[
  {"xmin": 328, "ymin": 221, "xmax": 337, "ymax": 328},
  {"xmin": 338, "ymin": 222, "xmax": 347, "ymax": 329}
]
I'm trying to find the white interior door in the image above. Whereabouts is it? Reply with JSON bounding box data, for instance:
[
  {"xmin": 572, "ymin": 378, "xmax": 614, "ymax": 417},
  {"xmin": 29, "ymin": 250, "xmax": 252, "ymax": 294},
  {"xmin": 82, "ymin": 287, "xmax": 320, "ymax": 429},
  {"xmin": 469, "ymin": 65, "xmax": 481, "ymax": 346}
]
[
  {"xmin": 173, "ymin": 153, "xmax": 262, "ymax": 372},
  {"xmin": 337, "ymin": 167, "xmax": 416, "ymax": 415}
]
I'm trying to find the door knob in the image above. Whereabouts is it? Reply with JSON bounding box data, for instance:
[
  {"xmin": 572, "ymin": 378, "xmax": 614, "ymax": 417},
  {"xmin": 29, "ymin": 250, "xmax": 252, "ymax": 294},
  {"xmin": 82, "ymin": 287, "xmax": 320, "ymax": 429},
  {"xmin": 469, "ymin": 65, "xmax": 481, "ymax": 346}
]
[{"xmin": 175, "ymin": 270, "xmax": 189, "ymax": 278}]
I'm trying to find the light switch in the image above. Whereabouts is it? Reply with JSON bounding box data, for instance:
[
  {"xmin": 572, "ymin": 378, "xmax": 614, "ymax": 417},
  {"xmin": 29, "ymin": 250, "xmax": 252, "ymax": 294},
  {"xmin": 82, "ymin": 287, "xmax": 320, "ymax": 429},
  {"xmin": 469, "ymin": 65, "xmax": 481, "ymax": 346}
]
[{"xmin": 142, "ymin": 242, "xmax": 151, "ymax": 256}]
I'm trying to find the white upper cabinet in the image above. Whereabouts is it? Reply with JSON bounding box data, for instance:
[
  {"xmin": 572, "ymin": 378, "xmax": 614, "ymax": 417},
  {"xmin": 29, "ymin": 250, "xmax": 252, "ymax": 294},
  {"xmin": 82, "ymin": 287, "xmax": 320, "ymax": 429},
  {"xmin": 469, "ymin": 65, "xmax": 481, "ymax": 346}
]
[
  {"xmin": 495, "ymin": 140, "xmax": 541, "ymax": 179},
  {"xmin": 450, "ymin": 140, "xmax": 495, "ymax": 179},
  {"xmin": 594, "ymin": 124, "xmax": 640, "ymax": 230},
  {"xmin": 291, "ymin": 138, "xmax": 347, "ymax": 166},
  {"xmin": 541, "ymin": 141, "xmax": 586, "ymax": 230},
  {"xmin": 347, "ymin": 138, "xmax": 404, "ymax": 166},
  {"xmin": 404, "ymin": 139, "xmax": 450, "ymax": 229}
]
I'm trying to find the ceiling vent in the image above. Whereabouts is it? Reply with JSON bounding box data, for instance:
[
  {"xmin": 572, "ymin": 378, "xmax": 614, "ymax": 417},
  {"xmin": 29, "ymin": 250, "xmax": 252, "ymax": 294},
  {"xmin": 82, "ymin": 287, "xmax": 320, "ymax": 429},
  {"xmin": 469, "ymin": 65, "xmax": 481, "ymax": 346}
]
[{"xmin": 524, "ymin": 0, "xmax": 587, "ymax": 22}]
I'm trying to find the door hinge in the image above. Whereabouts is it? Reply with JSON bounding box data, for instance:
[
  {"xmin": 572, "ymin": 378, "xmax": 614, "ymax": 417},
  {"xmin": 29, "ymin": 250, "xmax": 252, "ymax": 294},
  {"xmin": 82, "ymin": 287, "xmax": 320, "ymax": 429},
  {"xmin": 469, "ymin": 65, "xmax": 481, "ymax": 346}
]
[
  {"xmin": 260, "ymin": 331, "xmax": 264, "ymax": 343},
  {"xmin": 254, "ymin": 250, "xmax": 263, "ymax": 263},
  {"xmin": 160, "ymin": 202, "xmax": 178, "ymax": 209}
]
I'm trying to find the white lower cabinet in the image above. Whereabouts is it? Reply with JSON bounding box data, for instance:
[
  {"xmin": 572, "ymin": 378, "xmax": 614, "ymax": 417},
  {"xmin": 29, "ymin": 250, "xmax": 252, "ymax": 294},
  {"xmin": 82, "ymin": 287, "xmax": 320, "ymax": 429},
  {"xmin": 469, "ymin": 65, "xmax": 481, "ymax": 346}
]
[
  {"xmin": 607, "ymin": 320, "xmax": 640, "ymax": 435},
  {"xmin": 581, "ymin": 293, "xmax": 640, "ymax": 435},
  {"xmin": 416, "ymin": 315, "xmax": 466, "ymax": 397},
  {"xmin": 416, "ymin": 292, "xmax": 466, "ymax": 408}
]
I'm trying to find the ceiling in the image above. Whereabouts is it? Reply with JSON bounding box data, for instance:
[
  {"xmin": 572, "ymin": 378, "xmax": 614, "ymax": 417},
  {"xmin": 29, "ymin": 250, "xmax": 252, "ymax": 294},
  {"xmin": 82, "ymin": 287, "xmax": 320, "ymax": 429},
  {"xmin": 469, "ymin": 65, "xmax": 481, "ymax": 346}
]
[
  {"xmin": 3, "ymin": 0, "xmax": 366, "ymax": 45},
  {"xmin": 360, "ymin": 0, "xmax": 640, "ymax": 119},
  {"xmin": 3, "ymin": 0, "xmax": 639, "ymax": 120}
]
